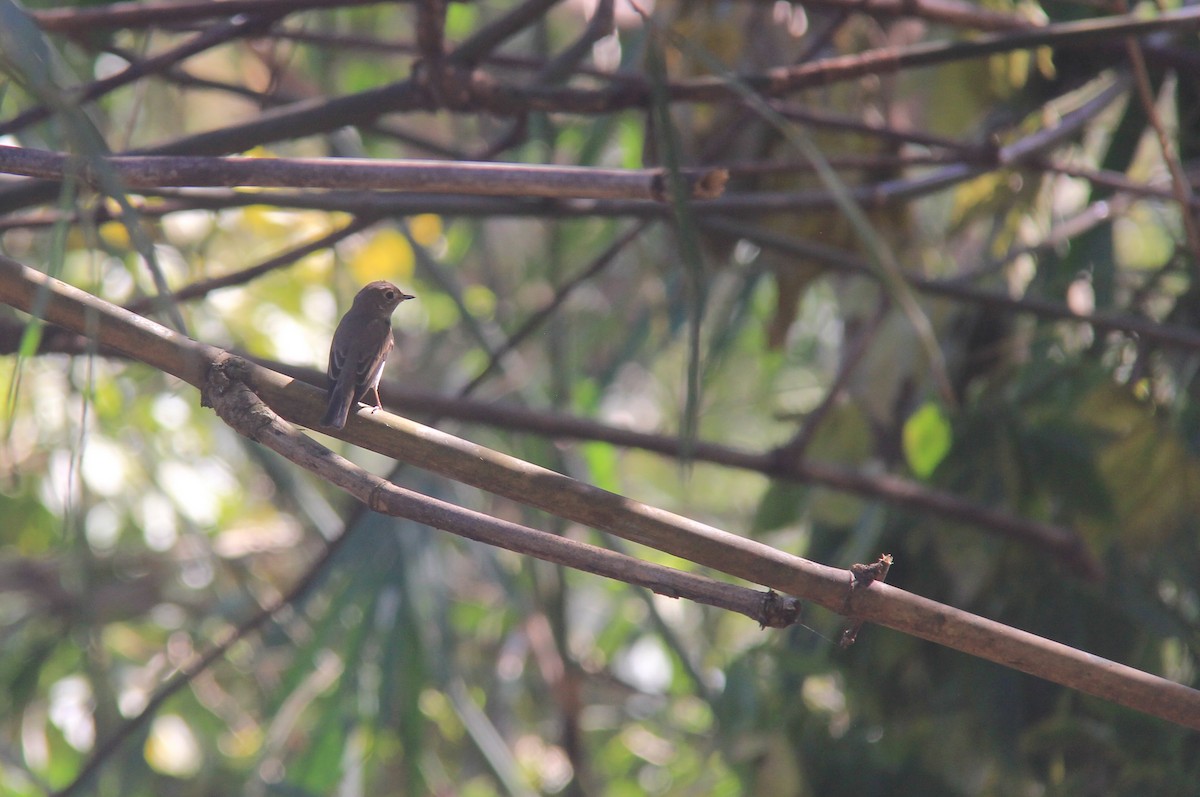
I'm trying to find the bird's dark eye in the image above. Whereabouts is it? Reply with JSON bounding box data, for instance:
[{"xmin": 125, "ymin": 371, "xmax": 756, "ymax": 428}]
[{"xmin": 384, "ymin": 290, "xmax": 396, "ymax": 300}]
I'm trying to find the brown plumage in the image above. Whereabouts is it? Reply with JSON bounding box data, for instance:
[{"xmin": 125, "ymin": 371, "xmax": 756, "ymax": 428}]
[{"xmin": 320, "ymin": 281, "xmax": 414, "ymax": 429}]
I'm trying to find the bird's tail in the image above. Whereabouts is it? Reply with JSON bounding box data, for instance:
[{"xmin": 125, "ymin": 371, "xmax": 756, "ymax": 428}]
[{"xmin": 320, "ymin": 379, "xmax": 355, "ymax": 429}]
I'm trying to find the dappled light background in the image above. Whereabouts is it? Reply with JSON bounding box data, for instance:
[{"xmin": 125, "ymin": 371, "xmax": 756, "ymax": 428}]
[{"xmin": 1, "ymin": 0, "xmax": 1199, "ymax": 795}]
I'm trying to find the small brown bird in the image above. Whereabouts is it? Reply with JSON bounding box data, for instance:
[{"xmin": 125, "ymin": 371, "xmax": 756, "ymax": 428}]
[{"xmin": 321, "ymin": 280, "xmax": 414, "ymax": 429}]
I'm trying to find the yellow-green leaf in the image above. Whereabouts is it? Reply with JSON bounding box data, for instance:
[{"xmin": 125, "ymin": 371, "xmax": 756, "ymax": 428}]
[{"xmin": 903, "ymin": 401, "xmax": 952, "ymax": 478}]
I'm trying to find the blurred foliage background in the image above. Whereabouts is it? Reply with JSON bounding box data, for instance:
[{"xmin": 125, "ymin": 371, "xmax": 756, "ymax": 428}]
[{"xmin": 1, "ymin": 0, "xmax": 1199, "ymax": 794}]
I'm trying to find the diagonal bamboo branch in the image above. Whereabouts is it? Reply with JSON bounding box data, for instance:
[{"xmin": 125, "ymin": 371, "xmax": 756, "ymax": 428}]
[
  {"xmin": 1, "ymin": 252, "xmax": 1197, "ymax": 730},
  {"xmin": 0, "ymin": 319, "xmax": 1103, "ymax": 578},
  {"xmin": 204, "ymin": 355, "xmax": 802, "ymax": 628}
]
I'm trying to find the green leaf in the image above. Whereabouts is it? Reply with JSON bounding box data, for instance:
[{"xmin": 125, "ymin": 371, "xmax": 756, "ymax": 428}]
[
  {"xmin": 580, "ymin": 441, "xmax": 620, "ymax": 493},
  {"xmin": 903, "ymin": 402, "xmax": 953, "ymax": 479},
  {"xmin": 752, "ymin": 481, "xmax": 806, "ymax": 533},
  {"xmin": 445, "ymin": 3, "xmax": 477, "ymax": 39}
]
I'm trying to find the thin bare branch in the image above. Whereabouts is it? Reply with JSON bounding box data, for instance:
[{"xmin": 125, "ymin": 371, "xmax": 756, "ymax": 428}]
[
  {"xmin": 0, "ymin": 145, "xmax": 728, "ymax": 201},
  {"xmin": 0, "ymin": 13, "xmax": 280, "ymax": 138},
  {"xmin": 30, "ymin": 0, "xmax": 415, "ymax": 34},
  {"xmin": 774, "ymin": 296, "xmax": 891, "ymax": 461},
  {"xmin": 1120, "ymin": 30, "xmax": 1200, "ymax": 273},
  {"xmin": 50, "ymin": 520, "xmax": 360, "ymax": 797},
  {"xmin": 536, "ymin": 0, "xmax": 614, "ymax": 85},
  {"xmin": 125, "ymin": 215, "xmax": 380, "ymax": 314},
  {"xmin": 414, "ymin": 8, "xmax": 1200, "ymax": 115},
  {"xmin": 702, "ymin": 218, "xmax": 1200, "ymax": 355},
  {"xmin": 765, "ymin": 0, "xmax": 1036, "ymax": 30},
  {"xmin": 458, "ymin": 221, "xmax": 652, "ymax": 397}
]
